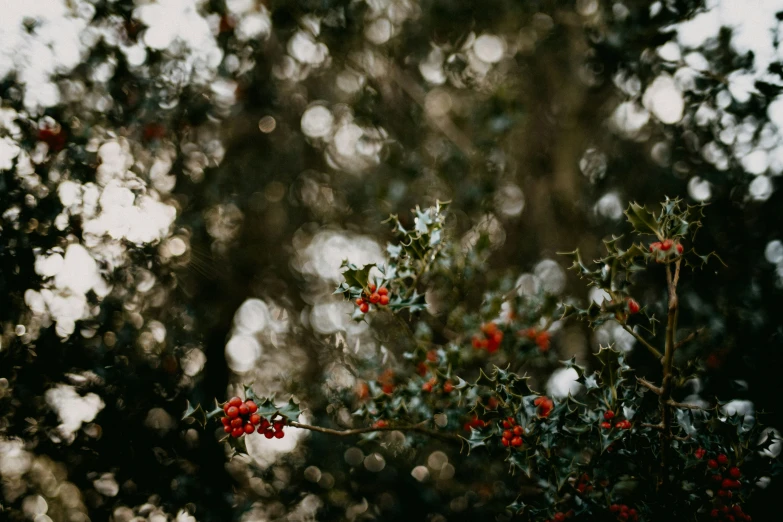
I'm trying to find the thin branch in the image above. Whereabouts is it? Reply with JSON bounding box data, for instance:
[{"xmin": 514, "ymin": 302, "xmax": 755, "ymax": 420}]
[
  {"xmin": 674, "ymin": 328, "xmax": 704, "ymax": 351},
  {"xmin": 622, "ymin": 324, "xmax": 663, "ymax": 359},
  {"xmin": 288, "ymin": 420, "xmax": 461, "ymax": 442},
  {"xmin": 672, "ymin": 433, "xmax": 691, "ymax": 442},
  {"xmin": 636, "ymin": 377, "xmax": 662, "ymax": 395},
  {"xmin": 642, "ymin": 423, "xmax": 665, "ymax": 430},
  {"xmin": 666, "ymin": 400, "xmax": 704, "ymax": 411}
]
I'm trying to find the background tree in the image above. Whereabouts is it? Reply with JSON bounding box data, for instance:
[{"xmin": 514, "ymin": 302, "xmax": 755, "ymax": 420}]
[{"xmin": 1, "ymin": 0, "xmax": 782, "ymax": 521}]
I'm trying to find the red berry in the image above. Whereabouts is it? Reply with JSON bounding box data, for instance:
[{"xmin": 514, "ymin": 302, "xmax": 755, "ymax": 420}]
[
  {"xmin": 369, "ymin": 293, "xmax": 381, "ymax": 304},
  {"xmin": 379, "ymin": 294, "xmax": 389, "ymax": 305},
  {"xmin": 246, "ymin": 401, "xmax": 258, "ymax": 413},
  {"xmin": 223, "ymin": 425, "xmax": 232, "ymax": 433},
  {"xmin": 712, "ymin": 474, "xmax": 723, "ymax": 482},
  {"xmin": 676, "ymin": 243, "xmax": 684, "ymax": 254},
  {"xmin": 231, "ymin": 417, "xmax": 243, "ymax": 428},
  {"xmin": 729, "ymin": 467, "xmax": 741, "ymax": 478},
  {"xmin": 443, "ymin": 381, "xmax": 454, "ymax": 393},
  {"xmin": 373, "ymin": 420, "xmax": 389, "ymax": 429},
  {"xmin": 511, "ymin": 436, "xmax": 523, "ymax": 447},
  {"xmin": 221, "ymin": 417, "xmax": 231, "ymax": 426},
  {"xmin": 368, "ymin": 284, "xmax": 376, "ymax": 293},
  {"xmin": 554, "ymin": 513, "xmax": 565, "ymax": 522},
  {"xmin": 223, "ymin": 403, "xmax": 231, "ymax": 414},
  {"xmin": 426, "ymin": 350, "xmax": 438, "ymax": 362},
  {"xmin": 503, "ymin": 430, "xmax": 512, "ymax": 440},
  {"xmin": 610, "ymin": 504, "xmax": 620, "ymax": 513},
  {"xmin": 229, "ymin": 397, "xmax": 242, "ymax": 407},
  {"xmin": 227, "ymin": 406, "xmax": 239, "ymax": 418},
  {"xmin": 604, "ymin": 410, "xmax": 615, "ymax": 420},
  {"xmin": 513, "ymin": 426, "xmax": 524, "ymax": 436},
  {"xmin": 649, "ymin": 242, "xmax": 661, "ymax": 252},
  {"xmin": 601, "ymin": 422, "xmax": 612, "ymax": 429},
  {"xmin": 718, "ymin": 454, "xmax": 729, "ymax": 465},
  {"xmin": 250, "ymin": 414, "xmax": 261, "ymax": 425},
  {"xmin": 627, "ymin": 298, "xmax": 640, "ymax": 314},
  {"xmin": 244, "ymin": 423, "xmax": 255, "ymax": 434},
  {"xmin": 695, "ymin": 448, "xmax": 706, "ymax": 459},
  {"xmin": 263, "ymin": 429, "xmax": 275, "ymax": 439},
  {"xmin": 708, "ymin": 459, "xmax": 719, "ymax": 469},
  {"xmin": 661, "ymin": 239, "xmax": 672, "ymax": 251},
  {"xmin": 273, "ymin": 421, "xmax": 285, "ymax": 431},
  {"xmin": 274, "ymin": 429, "xmax": 285, "ymax": 439},
  {"xmin": 378, "ymin": 287, "xmax": 388, "ymax": 296},
  {"xmin": 360, "ymin": 302, "xmax": 370, "ymax": 313},
  {"xmin": 535, "ymin": 332, "xmax": 551, "ymax": 351},
  {"xmin": 722, "ymin": 478, "xmax": 734, "ymax": 489},
  {"xmin": 501, "ymin": 437, "xmax": 510, "ymax": 447},
  {"xmin": 238, "ymin": 404, "xmax": 249, "ymax": 415},
  {"xmin": 231, "ymin": 427, "xmax": 243, "ymax": 438},
  {"xmin": 259, "ymin": 418, "xmax": 270, "ymax": 430},
  {"xmin": 422, "ymin": 382, "xmax": 433, "ymax": 392},
  {"xmin": 711, "ymin": 510, "xmax": 719, "ymax": 518}
]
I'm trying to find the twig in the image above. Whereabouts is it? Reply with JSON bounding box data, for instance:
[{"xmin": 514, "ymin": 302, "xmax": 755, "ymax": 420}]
[
  {"xmin": 636, "ymin": 377, "xmax": 662, "ymax": 395},
  {"xmin": 666, "ymin": 400, "xmax": 703, "ymax": 411},
  {"xmin": 288, "ymin": 420, "xmax": 461, "ymax": 442},
  {"xmin": 674, "ymin": 328, "xmax": 704, "ymax": 351},
  {"xmin": 622, "ymin": 324, "xmax": 663, "ymax": 359},
  {"xmin": 658, "ymin": 259, "xmax": 681, "ymax": 490},
  {"xmin": 642, "ymin": 423, "xmax": 665, "ymax": 430},
  {"xmin": 672, "ymin": 433, "xmax": 691, "ymax": 442}
]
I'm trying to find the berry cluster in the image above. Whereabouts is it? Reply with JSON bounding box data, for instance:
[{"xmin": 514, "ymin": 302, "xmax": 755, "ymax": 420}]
[
  {"xmin": 649, "ymin": 238, "xmax": 684, "ymax": 262},
  {"xmin": 463, "ymin": 414, "xmax": 487, "ymax": 432},
  {"xmin": 354, "ymin": 284, "xmax": 390, "ymax": 314},
  {"xmin": 600, "ymin": 410, "xmax": 631, "ymax": 430},
  {"xmin": 520, "ymin": 327, "xmax": 551, "ymax": 352},
  {"xmin": 707, "ymin": 455, "xmax": 742, "ymax": 499},
  {"xmin": 534, "ymin": 396, "xmax": 554, "ymax": 418},
  {"xmin": 710, "ymin": 504, "xmax": 751, "ymax": 521},
  {"xmin": 220, "ymin": 397, "xmax": 262, "ymax": 438},
  {"xmin": 574, "ymin": 473, "xmax": 593, "ymax": 494},
  {"xmin": 377, "ymin": 368, "xmax": 396, "ymax": 394},
  {"xmin": 420, "ymin": 376, "xmax": 454, "ymax": 393},
  {"xmin": 472, "ymin": 322, "xmax": 504, "ymax": 353},
  {"xmin": 543, "ymin": 509, "xmax": 575, "ymax": 522},
  {"xmin": 258, "ymin": 417, "xmax": 287, "ymax": 439},
  {"xmin": 609, "ymin": 504, "xmax": 639, "ymax": 521},
  {"xmin": 500, "ymin": 417, "xmax": 524, "ymax": 448}
]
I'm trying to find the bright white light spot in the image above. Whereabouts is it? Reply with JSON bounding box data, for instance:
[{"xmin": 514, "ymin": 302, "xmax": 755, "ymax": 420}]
[
  {"xmin": 45, "ymin": 384, "xmax": 104, "ymax": 443},
  {"xmin": 547, "ymin": 368, "xmax": 582, "ymax": 398},
  {"xmin": 687, "ymin": 177, "xmax": 712, "ymax": 201},
  {"xmin": 225, "ymin": 335, "xmax": 261, "ymax": 373},
  {"xmin": 301, "ymin": 105, "xmax": 334, "ymax": 138},
  {"xmin": 364, "ymin": 18, "xmax": 392, "ymax": 45},
  {"xmin": 534, "ymin": 259, "xmax": 566, "ymax": 295},
  {"xmin": 473, "ymin": 34, "xmax": 505, "ymax": 64},
  {"xmin": 741, "ymin": 149, "xmax": 768, "ymax": 175},
  {"xmin": 749, "ymin": 176, "xmax": 772, "ymax": 201},
  {"xmin": 764, "ymin": 240, "xmax": 783, "ymax": 264},
  {"xmin": 643, "ymin": 75, "xmax": 684, "ymax": 124}
]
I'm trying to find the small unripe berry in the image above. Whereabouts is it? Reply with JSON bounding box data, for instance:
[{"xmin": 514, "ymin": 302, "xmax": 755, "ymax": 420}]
[
  {"xmin": 718, "ymin": 453, "xmax": 729, "ymax": 465},
  {"xmin": 359, "ymin": 302, "xmax": 370, "ymax": 314},
  {"xmin": 229, "ymin": 397, "xmax": 242, "ymax": 407},
  {"xmin": 227, "ymin": 406, "xmax": 239, "ymax": 418},
  {"xmin": 369, "ymin": 293, "xmax": 381, "ymax": 304},
  {"xmin": 244, "ymin": 423, "xmax": 255, "ymax": 434}
]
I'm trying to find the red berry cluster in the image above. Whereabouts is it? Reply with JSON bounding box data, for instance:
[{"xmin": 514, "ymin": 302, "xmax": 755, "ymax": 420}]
[
  {"xmin": 574, "ymin": 473, "xmax": 593, "ymax": 494},
  {"xmin": 500, "ymin": 417, "xmax": 524, "ymax": 448},
  {"xmin": 472, "ymin": 323, "xmax": 504, "ymax": 353},
  {"xmin": 609, "ymin": 504, "xmax": 638, "ymax": 521},
  {"xmin": 600, "ymin": 410, "xmax": 631, "ymax": 430},
  {"xmin": 695, "ymin": 447, "xmax": 707, "ymax": 459},
  {"xmin": 710, "ymin": 504, "xmax": 751, "ymax": 521},
  {"xmin": 354, "ymin": 284, "xmax": 389, "ymax": 314},
  {"xmin": 520, "ymin": 327, "xmax": 551, "ymax": 352},
  {"xmin": 221, "ymin": 397, "xmax": 262, "ymax": 438},
  {"xmin": 534, "ymin": 396, "xmax": 554, "ymax": 418},
  {"xmin": 372, "ymin": 420, "xmax": 389, "ymax": 429},
  {"xmin": 544, "ymin": 509, "xmax": 575, "ymax": 522},
  {"xmin": 463, "ymin": 414, "xmax": 487, "ymax": 432},
  {"xmin": 377, "ymin": 368, "xmax": 396, "ymax": 394},
  {"xmin": 649, "ymin": 238, "xmax": 684, "ymax": 262},
  {"xmin": 707, "ymin": 455, "xmax": 742, "ymax": 499}
]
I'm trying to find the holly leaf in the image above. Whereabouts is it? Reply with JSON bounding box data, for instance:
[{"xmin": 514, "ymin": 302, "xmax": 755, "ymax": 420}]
[
  {"xmin": 625, "ymin": 202, "xmax": 660, "ymax": 236},
  {"xmin": 340, "ymin": 261, "xmax": 376, "ymax": 290}
]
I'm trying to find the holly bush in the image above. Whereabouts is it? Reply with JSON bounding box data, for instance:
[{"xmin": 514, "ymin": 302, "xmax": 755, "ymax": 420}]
[{"xmin": 187, "ymin": 198, "xmax": 780, "ymax": 521}]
